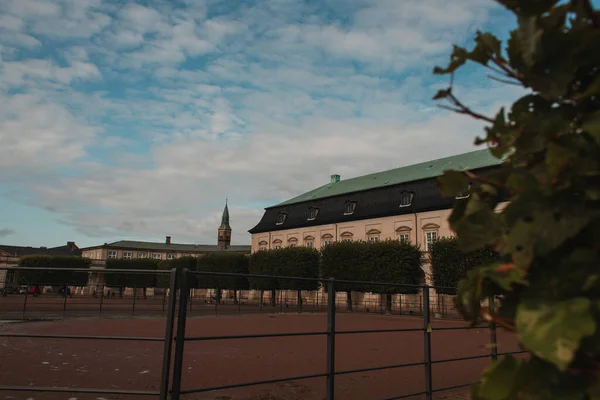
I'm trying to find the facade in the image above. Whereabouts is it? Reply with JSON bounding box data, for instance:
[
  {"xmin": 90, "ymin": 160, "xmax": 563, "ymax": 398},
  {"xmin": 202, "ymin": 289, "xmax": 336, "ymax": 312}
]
[
  {"xmin": 249, "ymin": 148, "xmax": 505, "ymax": 284},
  {"xmin": 0, "ymin": 242, "xmax": 81, "ymax": 288}
]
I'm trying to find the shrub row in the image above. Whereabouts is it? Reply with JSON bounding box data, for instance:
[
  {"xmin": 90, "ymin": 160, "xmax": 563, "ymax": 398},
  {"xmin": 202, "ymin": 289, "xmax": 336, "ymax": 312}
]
[{"xmin": 16, "ymin": 238, "xmax": 488, "ymax": 297}]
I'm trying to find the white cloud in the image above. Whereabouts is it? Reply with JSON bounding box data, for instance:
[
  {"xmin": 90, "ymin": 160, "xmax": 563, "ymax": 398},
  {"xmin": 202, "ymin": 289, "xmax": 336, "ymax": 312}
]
[{"xmin": 0, "ymin": 0, "xmax": 522, "ymax": 246}]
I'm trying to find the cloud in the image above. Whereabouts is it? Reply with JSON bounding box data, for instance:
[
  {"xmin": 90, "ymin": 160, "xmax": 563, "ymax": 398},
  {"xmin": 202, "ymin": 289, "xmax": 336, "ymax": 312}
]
[
  {"xmin": 0, "ymin": 228, "xmax": 15, "ymax": 238},
  {"xmin": 0, "ymin": 0, "xmax": 523, "ymax": 246}
]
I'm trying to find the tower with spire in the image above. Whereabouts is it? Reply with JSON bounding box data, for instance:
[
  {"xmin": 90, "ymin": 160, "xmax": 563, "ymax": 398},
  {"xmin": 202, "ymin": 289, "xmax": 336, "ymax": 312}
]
[{"xmin": 218, "ymin": 199, "xmax": 232, "ymax": 249}]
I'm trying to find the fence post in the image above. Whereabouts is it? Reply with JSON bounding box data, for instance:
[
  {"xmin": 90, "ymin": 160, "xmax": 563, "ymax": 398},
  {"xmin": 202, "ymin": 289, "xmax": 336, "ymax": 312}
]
[
  {"xmin": 171, "ymin": 268, "xmax": 190, "ymax": 400},
  {"xmin": 162, "ymin": 291, "xmax": 166, "ymax": 313},
  {"xmin": 423, "ymin": 286, "xmax": 433, "ymax": 400},
  {"xmin": 489, "ymin": 296, "xmax": 498, "ymax": 361},
  {"xmin": 63, "ymin": 287, "xmax": 68, "ymax": 318},
  {"xmin": 22, "ymin": 288, "xmax": 28, "ymax": 321},
  {"xmin": 159, "ymin": 269, "xmax": 180, "ymax": 400},
  {"xmin": 99, "ymin": 284, "xmax": 104, "ymax": 317},
  {"xmin": 189, "ymin": 288, "xmax": 193, "ymax": 312},
  {"xmin": 326, "ymin": 278, "xmax": 336, "ymax": 400},
  {"xmin": 132, "ymin": 284, "xmax": 137, "ymax": 317}
]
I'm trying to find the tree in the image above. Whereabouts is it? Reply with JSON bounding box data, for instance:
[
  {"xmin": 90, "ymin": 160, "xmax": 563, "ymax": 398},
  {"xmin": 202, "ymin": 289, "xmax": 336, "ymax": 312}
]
[
  {"xmin": 104, "ymin": 259, "xmax": 159, "ymax": 299},
  {"xmin": 429, "ymin": 237, "xmax": 499, "ymax": 295},
  {"xmin": 273, "ymin": 247, "xmax": 320, "ymax": 308},
  {"xmin": 434, "ymin": 1, "xmax": 600, "ymax": 398},
  {"xmin": 320, "ymin": 240, "xmax": 369, "ymax": 311},
  {"xmin": 364, "ymin": 240, "xmax": 423, "ymax": 313},
  {"xmin": 248, "ymin": 250, "xmax": 280, "ymax": 307},
  {"xmin": 18, "ymin": 255, "xmax": 90, "ymax": 286},
  {"xmin": 196, "ymin": 253, "xmax": 249, "ymax": 303}
]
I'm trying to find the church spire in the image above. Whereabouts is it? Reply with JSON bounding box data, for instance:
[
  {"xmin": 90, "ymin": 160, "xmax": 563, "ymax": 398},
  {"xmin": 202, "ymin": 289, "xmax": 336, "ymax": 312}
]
[{"xmin": 218, "ymin": 199, "xmax": 231, "ymax": 248}]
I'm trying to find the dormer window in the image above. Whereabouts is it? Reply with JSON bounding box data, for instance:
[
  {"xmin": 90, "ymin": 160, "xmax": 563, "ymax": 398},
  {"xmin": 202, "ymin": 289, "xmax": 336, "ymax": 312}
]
[
  {"xmin": 399, "ymin": 191, "xmax": 414, "ymax": 208},
  {"xmin": 276, "ymin": 212, "xmax": 287, "ymax": 225},
  {"xmin": 344, "ymin": 201, "xmax": 356, "ymax": 215},
  {"xmin": 308, "ymin": 207, "xmax": 319, "ymax": 221}
]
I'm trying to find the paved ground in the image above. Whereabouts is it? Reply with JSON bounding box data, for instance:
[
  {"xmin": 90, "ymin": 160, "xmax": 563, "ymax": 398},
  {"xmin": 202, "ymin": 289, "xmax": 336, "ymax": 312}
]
[{"xmin": 0, "ymin": 313, "xmax": 521, "ymax": 400}]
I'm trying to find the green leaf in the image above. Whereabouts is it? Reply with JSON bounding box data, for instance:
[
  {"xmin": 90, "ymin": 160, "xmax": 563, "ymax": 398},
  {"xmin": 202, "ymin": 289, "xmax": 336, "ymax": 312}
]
[
  {"xmin": 516, "ymin": 298, "xmax": 596, "ymax": 370},
  {"xmin": 438, "ymin": 170, "xmax": 470, "ymax": 197},
  {"xmin": 433, "ymin": 45, "xmax": 468, "ymax": 74},
  {"xmin": 581, "ymin": 110, "xmax": 600, "ymax": 145},
  {"xmin": 476, "ymin": 356, "xmax": 524, "ymax": 400},
  {"xmin": 453, "ymin": 208, "xmax": 504, "ymax": 252}
]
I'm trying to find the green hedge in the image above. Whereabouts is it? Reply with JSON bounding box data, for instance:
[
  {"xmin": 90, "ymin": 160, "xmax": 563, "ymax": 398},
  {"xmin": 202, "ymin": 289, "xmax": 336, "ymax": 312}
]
[
  {"xmin": 365, "ymin": 239, "xmax": 423, "ymax": 295},
  {"xmin": 156, "ymin": 256, "xmax": 198, "ymax": 289},
  {"xmin": 18, "ymin": 255, "xmax": 91, "ymax": 285},
  {"xmin": 429, "ymin": 236, "xmax": 499, "ymax": 295},
  {"xmin": 248, "ymin": 250, "xmax": 280, "ymax": 291},
  {"xmin": 274, "ymin": 247, "xmax": 320, "ymax": 291},
  {"xmin": 104, "ymin": 259, "xmax": 159, "ymax": 289},
  {"xmin": 196, "ymin": 253, "xmax": 249, "ymax": 291},
  {"xmin": 320, "ymin": 240, "xmax": 369, "ymax": 292}
]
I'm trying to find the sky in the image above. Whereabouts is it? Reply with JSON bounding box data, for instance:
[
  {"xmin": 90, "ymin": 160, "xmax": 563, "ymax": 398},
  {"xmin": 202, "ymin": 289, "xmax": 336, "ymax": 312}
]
[{"xmin": 0, "ymin": 0, "xmax": 529, "ymax": 248}]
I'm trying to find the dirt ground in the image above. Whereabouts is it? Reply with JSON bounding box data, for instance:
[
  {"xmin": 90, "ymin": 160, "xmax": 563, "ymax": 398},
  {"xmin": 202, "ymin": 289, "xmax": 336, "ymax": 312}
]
[{"xmin": 0, "ymin": 313, "xmax": 521, "ymax": 400}]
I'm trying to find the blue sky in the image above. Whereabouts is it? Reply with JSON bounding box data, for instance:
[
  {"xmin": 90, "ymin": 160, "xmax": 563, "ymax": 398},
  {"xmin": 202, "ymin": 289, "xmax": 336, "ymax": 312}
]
[{"xmin": 0, "ymin": 0, "xmax": 532, "ymax": 247}]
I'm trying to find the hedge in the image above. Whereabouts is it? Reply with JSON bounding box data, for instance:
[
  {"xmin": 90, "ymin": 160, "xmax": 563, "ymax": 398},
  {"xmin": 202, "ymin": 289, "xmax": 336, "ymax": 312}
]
[
  {"xmin": 429, "ymin": 236, "xmax": 498, "ymax": 295},
  {"xmin": 18, "ymin": 255, "xmax": 91, "ymax": 285},
  {"xmin": 104, "ymin": 259, "xmax": 159, "ymax": 290},
  {"xmin": 196, "ymin": 253, "xmax": 249, "ymax": 302},
  {"xmin": 248, "ymin": 249, "xmax": 281, "ymax": 306},
  {"xmin": 320, "ymin": 240, "xmax": 370, "ymax": 310},
  {"xmin": 156, "ymin": 256, "xmax": 198, "ymax": 289}
]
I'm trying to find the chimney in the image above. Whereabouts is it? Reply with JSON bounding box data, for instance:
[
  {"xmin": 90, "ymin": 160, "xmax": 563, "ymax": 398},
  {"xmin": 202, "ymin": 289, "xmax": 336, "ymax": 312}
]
[
  {"xmin": 330, "ymin": 174, "xmax": 341, "ymax": 184},
  {"xmin": 67, "ymin": 241, "xmax": 75, "ymax": 249},
  {"xmin": 166, "ymin": 236, "xmax": 171, "ymax": 244}
]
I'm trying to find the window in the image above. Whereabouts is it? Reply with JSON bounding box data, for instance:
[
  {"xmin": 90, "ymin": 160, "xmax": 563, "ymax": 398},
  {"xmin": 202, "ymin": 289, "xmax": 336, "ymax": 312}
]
[
  {"xmin": 108, "ymin": 250, "xmax": 117, "ymax": 259},
  {"xmin": 273, "ymin": 239, "xmax": 282, "ymax": 250},
  {"xmin": 167, "ymin": 254, "xmax": 177, "ymax": 260},
  {"xmin": 399, "ymin": 191, "xmax": 414, "ymax": 207},
  {"xmin": 366, "ymin": 229, "xmax": 381, "ymax": 243},
  {"xmin": 304, "ymin": 236, "xmax": 315, "ymax": 248},
  {"xmin": 344, "ymin": 201, "xmax": 356, "ymax": 215},
  {"xmin": 123, "ymin": 251, "xmax": 132, "ymax": 259},
  {"xmin": 308, "ymin": 207, "xmax": 319, "ymax": 220},
  {"xmin": 258, "ymin": 240, "xmax": 268, "ymax": 251},
  {"xmin": 288, "ymin": 237, "xmax": 298, "ymax": 248},
  {"xmin": 276, "ymin": 212, "xmax": 287, "ymax": 225},
  {"xmin": 398, "ymin": 234, "xmax": 410, "ymax": 243},
  {"xmin": 152, "ymin": 253, "xmax": 162, "ymax": 260},
  {"xmin": 396, "ymin": 226, "xmax": 412, "ymax": 243},
  {"xmin": 138, "ymin": 252, "xmax": 148, "ymax": 259},
  {"xmin": 426, "ymin": 231, "xmax": 437, "ymax": 251},
  {"xmin": 321, "ymin": 234, "xmax": 334, "ymax": 247},
  {"xmin": 340, "ymin": 232, "xmax": 354, "ymax": 242}
]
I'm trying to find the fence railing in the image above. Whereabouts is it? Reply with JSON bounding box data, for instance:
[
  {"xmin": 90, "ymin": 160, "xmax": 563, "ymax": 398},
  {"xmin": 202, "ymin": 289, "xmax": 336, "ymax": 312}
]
[{"xmin": 0, "ymin": 267, "xmax": 526, "ymax": 400}]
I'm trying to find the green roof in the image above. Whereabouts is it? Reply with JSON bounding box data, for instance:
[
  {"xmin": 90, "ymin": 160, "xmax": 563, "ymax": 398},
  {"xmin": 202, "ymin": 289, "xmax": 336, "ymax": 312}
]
[
  {"xmin": 82, "ymin": 240, "xmax": 251, "ymax": 253},
  {"xmin": 273, "ymin": 148, "xmax": 503, "ymax": 207}
]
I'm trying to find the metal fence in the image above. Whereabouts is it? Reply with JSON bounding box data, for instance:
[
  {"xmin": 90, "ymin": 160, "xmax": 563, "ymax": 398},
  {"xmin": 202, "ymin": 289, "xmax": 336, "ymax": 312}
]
[{"xmin": 0, "ymin": 267, "xmax": 525, "ymax": 400}]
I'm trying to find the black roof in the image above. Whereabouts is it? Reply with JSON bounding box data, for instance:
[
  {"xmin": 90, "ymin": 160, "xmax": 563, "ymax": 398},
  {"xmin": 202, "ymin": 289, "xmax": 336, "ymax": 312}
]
[
  {"xmin": 248, "ymin": 166, "xmax": 500, "ymax": 234},
  {"xmin": 0, "ymin": 242, "xmax": 82, "ymax": 257}
]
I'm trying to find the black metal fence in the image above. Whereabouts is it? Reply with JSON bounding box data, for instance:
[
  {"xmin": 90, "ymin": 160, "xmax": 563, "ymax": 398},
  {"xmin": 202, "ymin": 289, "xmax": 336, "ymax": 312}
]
[{"xmin": 0, "ymin": 267, "xmax": 525, "ymax": 400}]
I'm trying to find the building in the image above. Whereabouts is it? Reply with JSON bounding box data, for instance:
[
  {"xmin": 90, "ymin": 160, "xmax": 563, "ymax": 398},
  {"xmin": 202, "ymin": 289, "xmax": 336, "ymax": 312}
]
[
  {"xmin": 80, "ymin": 201, "xmax": 251, "ymax": 291},
  {"xmin": 0, "ymin": 242, "xmax": 81, "ymax": 288},
  {"xmin": 248, "ymin": 148, "xmax": 504, "ymax": 284}
]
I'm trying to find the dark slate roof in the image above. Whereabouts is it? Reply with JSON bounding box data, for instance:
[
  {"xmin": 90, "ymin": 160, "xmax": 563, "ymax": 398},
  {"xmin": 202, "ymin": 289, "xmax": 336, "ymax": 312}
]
[
  {"xmin": 248, "ymin": 163, "xmax": 501, "ymax": 234},
  {"xmin": 274, "ymin": 148, "xmax": 502, "ymax": 207},
  {"xmin": 81, "ymin": 240, "xmax": 251, "ymax": 253},
  {"xmin": 0, "ymin": 242, "xmax": 81, "ymax": 257}
]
